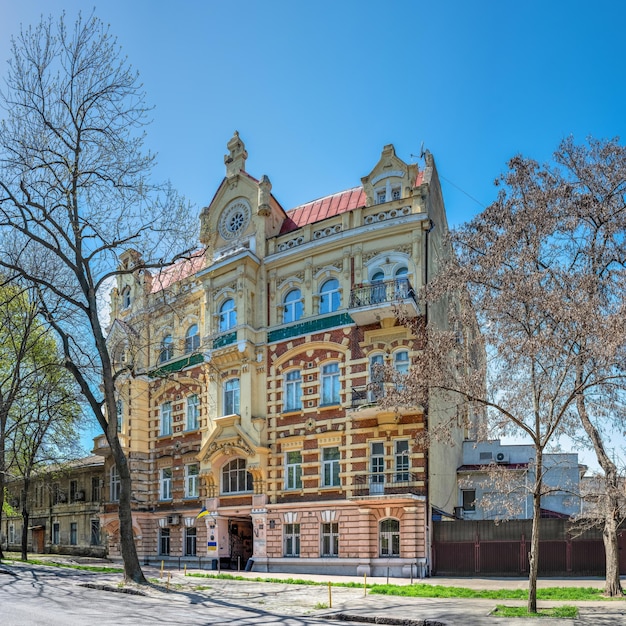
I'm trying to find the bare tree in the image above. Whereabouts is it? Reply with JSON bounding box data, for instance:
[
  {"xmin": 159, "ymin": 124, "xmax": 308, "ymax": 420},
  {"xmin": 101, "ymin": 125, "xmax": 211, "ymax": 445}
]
[
  {"xmin": 391, "ymin": 138, "xmax": 626, "ymax": 609},
  {"xmin": 0, "ymin": 13, "xmax": 194, "ymax": 582}
]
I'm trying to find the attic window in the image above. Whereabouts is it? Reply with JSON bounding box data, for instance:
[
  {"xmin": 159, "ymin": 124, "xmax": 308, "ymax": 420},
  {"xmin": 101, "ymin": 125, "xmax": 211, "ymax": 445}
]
[
  {"xmin": 392, "ymin": 187, "xmax": 401, "ymax": 201},
  {"xmin": 376, "ymin": 190, "xmax": 386, "ymax": 205}
]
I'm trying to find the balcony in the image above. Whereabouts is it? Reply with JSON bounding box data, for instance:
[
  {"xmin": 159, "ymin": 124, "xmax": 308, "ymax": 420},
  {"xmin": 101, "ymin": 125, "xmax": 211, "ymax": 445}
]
[
  {"xmin": 92, "ymin": 433, "xmax": 128, "ymax": 456},
  {"xmin": 352, "ymin": 472, "xmax": 426, "ymax": 498},
  {"xmin": 348, "ymin": 278, "xmax": 419, "ymax": 326}
]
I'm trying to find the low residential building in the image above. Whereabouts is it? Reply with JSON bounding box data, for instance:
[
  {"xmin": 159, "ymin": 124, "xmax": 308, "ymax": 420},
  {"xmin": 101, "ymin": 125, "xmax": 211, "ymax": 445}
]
[
  {"xmin": 457, "ymin": 440, "xmax": 584, "ymax": 520},
  {"xmin": 1, "ymin": 456, "xmax": 105, "ymax": 556}
]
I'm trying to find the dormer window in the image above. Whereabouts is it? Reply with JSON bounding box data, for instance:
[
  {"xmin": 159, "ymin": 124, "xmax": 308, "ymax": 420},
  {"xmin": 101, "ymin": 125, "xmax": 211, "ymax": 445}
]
[
  {"xmin": 392, "ymin": 187, "xmax": 401, "ymax": 201},
  {"xmin": 376, "ymin": 190, "xmax": 386, "ymax": 205}
]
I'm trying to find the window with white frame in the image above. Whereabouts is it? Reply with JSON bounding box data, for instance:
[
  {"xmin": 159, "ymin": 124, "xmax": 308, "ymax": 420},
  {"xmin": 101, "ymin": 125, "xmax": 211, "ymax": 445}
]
[
  {"xmin": 185, "ymin": 323, "xmax": 200, "ymax": 353},
  {"xmin": 370, "ymin": 441, "xmax": 385, "ymax": 492},
  {"xmin": 394, "ymin": 439, "xmax": 410, "ymax": 483},
  {"xmin": 321, "ymin": 522, "xmax": 339, "ymax": 557},
  {"xmin": 370, "ymin": 270, "xmax": 386, "ymax": 303},
  {"xmin": 185, "ymin": 527, "xmax": 197, "ymax": 556},
  {"xmin": 285, "ymin": 450, "xmax": 302, "ymax": 490},
  {"xmin": 319, "ymin": 278, "xmax": 340, "ymax": 314},
  {"xmin": 391, "ymin": 186, "xmax": 401, "ymax": 200},
  {"xmin": 110, "ymin": 466, "xmax": 120, "ymax": 502},
  {"xmin": 394, "ymin": 350, "xmax": 409, "ymax": 390},
  {"xmin": 185, "ymin": 464, "xmax": 199, "ymax": 498},
  {"xmin": 284, "ymin": 523, "xmax": 300, "ymax": 557},
  {"xmin": 321, "ymin": 447, "xmax": 340, "ymax": 487},
  {"xmin": 186, "ymin": 394, "xmax": 199, "ymax": 430},
  {"xmin": 219, "ymin": 298, "xmax": 237, "ymax": 332},
  {"xmin": 160, "ymin": 401, "xmax": 172, "ymax": 436},
  {"xmin": 283, "ymin": 289, "xmax": 303, "ymax": 323},
  {"xmin": 224, "ymin": 378, "xmax": 240, "ymax": 415},
  {"xmin": 160, "ymin": 468, "xmax": 173, "ymax": 500},
  {"xmin": 284, "ymin": 370, "xmax": 302, "ymax": 411},
  {"xmin": 376, "ymin": 190, "xmax": 386, "ymax": 204},
  {"xmin": 369, "ymin": 353, "xmax": 384, "ymax": 400},
  {"xmin": 379, "ymin": 518, "xmax": 400, "ymax": 557},
  {"xmin": 321, "ymin": 362, "xmax": 340, "ymax": 405},
  {"xmin": 159, "ymin": 334, "xmax": 173, "ymax": 362},
  {"xmin": 221, "ymin": 458, "xmax": 253, "ymax": 494}
]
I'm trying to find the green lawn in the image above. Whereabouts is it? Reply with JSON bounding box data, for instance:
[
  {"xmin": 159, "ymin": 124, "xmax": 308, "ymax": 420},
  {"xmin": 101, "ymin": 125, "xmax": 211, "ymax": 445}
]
[{"xmin": 492, "ymin": 605, "xmax": 578, "ymax": 618}]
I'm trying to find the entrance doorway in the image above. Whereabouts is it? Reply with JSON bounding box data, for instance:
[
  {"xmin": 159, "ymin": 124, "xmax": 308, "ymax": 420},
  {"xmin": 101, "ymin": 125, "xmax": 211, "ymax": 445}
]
[{"xmin": 227, "ymin": 517, "xmax": 253, "ymax": 570}]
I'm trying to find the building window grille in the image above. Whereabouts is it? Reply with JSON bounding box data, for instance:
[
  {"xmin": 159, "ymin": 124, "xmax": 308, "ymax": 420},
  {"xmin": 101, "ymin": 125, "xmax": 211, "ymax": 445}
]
[
  {"xmin": 321, "ymin": 522, "xmax": 339, "ymax": 557},
  {"xmin": 379, "ymin": 518, "xmax": 400, "ymax": 557},
  {"xmin": 284, "ymin": 523, "xmax": 300, "ymax": 557}
]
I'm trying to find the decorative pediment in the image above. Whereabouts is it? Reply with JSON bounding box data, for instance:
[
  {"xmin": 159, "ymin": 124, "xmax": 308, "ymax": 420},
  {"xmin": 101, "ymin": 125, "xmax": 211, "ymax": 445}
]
[{"xmin": 198, "ymin": 414, "xmax": 264, "ymax": 462}]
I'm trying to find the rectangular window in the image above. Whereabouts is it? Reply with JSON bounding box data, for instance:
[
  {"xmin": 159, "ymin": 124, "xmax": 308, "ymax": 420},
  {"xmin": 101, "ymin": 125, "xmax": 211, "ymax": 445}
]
[
  {"xmin": 185, "ymin": 527, "xmax": 197, "ymax": 556},
  {"xmin": 110, "ymin": 467, "xmax": 120, "ymax": 502},
  {"xmin": 285, "ymin": 451, "xmax": 303, "ymax": 490},
  {"xmin": 70, "ymin": 480, "xmax": 78, "ymax": 502},
  {"xmin": 284, "ymin": 370, "xmax": 302, "ymax": 411},
  {"xmin": 369, "ymin": 354, "xmax": 385, "ymax": 401},
  {"xmin": 394, "ymin": 440, "xmax": 410, "ymax": 483},
  {"xmin": 70, "ymin": 522, "xmax": 77, "ymax": 545},
  {"xmin": 321, "ymin": 362, "xmax": 340, "ymax": 405},
  {"xmin": 284, "ymin": 523, "xmax": 300, "ymax": 557},
  {"xmin": 160, "ymin": 468, "xmax": 173, "ymax": 501},
  {"xmin": 370, "ymin": 441, "xmax": 385, "ymax": 494},
  {"xmin": 376, "ymin": 190, "xmax": 386, "ymax": 204},
  {"xmin": 391, "ymin": 187, "xmax": 401, "ymax": 201},
  {"xmin": 159, "ymin": 528, "xmax": 171, "ymax": 555},
  {"xmin": 160, "ymin": 401, "xmax": 172, "ymax": 436},
  {"xmin": 90, "ymin": 519, "xmax": 100, "ymax": 546},
  {"xmin": 8, "ymin": 524, "xmax": 15, "ymax": 544},
  {"xmin": 116, "ymin": 399, "xmax": 123, "ymax": 431},
  {"xmin": 185, "ymin": 464, "xmax": 199, "ymax": 498},
  {"xmin": 186, "ymin": 394, "xmax": 200, "ymax": 430},
  {"xmin": 322, "ymin": 447, "xmax": 340, "ymax": 488},
  {"xmin": 91, "ymin": 476, "xmax": 101, "ymax": 502},
  {"xmin": 52, "ymin": 522, "xmax": 60, "ymax": 545},
  {"xmin": 321, "ymin": 522, "xmax": 339, "ymax": 557},
  {"xmin": 224, "ymin": 378, "xmax": 240, "ymax": 415},
  {"xmin": 462, "ymin": 489, "xmax": 476, "ymax": 512}
]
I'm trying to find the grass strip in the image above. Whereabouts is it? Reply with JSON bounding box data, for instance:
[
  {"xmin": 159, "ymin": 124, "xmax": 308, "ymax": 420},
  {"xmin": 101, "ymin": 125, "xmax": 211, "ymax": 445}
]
[
  {"xmin": 492, "ymin": 604, "xmax": 578, "ymax": 618},
  {"xmin": 187, "ymin": 573, "xmax": 621, "ymax": 602},
  {"xmin": 6, "ymin": 557, "xmax": 123, "ymax": 573}
]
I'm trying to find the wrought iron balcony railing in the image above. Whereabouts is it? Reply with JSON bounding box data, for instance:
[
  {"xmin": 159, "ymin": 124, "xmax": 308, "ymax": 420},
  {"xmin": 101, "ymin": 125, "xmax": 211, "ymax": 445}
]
[
  {"xmin": 348, "ymin": 277, "xmax": 416, "ymax": 309},
  {"xmin": 352, "ymin": 471, "xmax": 426, "ymax": 498}
]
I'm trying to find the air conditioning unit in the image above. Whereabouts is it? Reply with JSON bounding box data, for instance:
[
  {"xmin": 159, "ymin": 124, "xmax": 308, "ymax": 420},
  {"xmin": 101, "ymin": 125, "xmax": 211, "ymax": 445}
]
[
  {"xmin": 495, "ymin": 452, "xmax": 510, "ymax": 464},
  {"xmin": 74, "ymin": 491, "xmax": 85, "ymax": 501},
  {"xmin": 453, "ymin": 506, "xmax": 464, "ymax": 520},
  {"xmin": 58, "ymin": 493, "xmax": 67, "ymax": 503},
  {"xmin": 167, "ymin": 515, "xmax": 180, "ymax": 526}
]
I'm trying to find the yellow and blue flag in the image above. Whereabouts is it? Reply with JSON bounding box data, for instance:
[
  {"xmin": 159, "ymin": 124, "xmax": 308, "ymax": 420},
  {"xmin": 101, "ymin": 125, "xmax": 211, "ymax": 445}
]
[{"xmin": 197, "ymin": 506, "xmax": 209, "ymax": 519}]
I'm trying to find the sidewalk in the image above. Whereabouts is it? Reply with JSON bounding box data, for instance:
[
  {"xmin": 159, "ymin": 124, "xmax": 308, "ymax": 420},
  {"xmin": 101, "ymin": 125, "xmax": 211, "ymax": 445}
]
[{"xmin": 5, "ymin": 555, "xmax": 626, "ymax": 625}]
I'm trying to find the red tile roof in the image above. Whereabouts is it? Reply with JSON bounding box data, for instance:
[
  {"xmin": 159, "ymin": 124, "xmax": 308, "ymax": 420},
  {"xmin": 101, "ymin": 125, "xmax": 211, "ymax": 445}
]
[
  {"xmin": 279, "ymin": 187, "xmax": 366, "ymax": 235},
  {"xmin": 149, "ymin": 251, "xmax": 205, "ymax": 294}
]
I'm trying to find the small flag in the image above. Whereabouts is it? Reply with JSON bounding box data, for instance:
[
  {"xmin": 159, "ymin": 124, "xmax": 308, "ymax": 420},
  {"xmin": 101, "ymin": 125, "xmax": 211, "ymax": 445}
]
[{"xmin": 197, "ymin": 506, "xmax": 209, "ymax": 519}]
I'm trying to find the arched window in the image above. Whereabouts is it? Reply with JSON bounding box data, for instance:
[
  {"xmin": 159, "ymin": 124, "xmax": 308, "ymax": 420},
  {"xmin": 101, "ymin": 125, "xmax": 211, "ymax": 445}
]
[
  {"xmin": 283, "ymin": 289, "xmax": 303, "ymax": 323},
  {"xmin": 159, "ymin": 334, "xmax": 173, "ymax": 363},
  {"xmin": 393, "ymin": 350, "xmax": 410, "ymax": 375},
  {"xmin": 224, "ymin": 378, "xmax": 240, "ymax": 415},
  {"xmin": 185, "ymin": 324, "xmax": 199, "ymax": 353},
  {"xmin": 221, "ymin": 458, "xmax": 253, "ymax": 494},
  {"xmin": 394, "ymin": 266, "xmax": 409, "ymax": 298},
  {"xmin": 379, "ymin": 518, "xmax": 400, "ymax": 557},
  {"xmin": 219, "ymin": 298, "xmax": 237, "ymax": 332},
  {"xmin": 122, "ymin": 287, "xmax": 131, "ymax": 309},
  {"xmin": 371, "ymin": 271, "xmax": 386, "ymax": 304},
  {"xmin": 319, "ymin": 278, "xmax": 340, "ymax": 314}
]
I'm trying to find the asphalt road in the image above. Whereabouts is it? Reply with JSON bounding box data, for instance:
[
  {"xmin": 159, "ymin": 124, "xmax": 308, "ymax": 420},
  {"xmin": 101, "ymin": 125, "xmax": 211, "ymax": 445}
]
[{"xmin": 2, "ymin": 561, "xmax": 626, "ymax": 626}]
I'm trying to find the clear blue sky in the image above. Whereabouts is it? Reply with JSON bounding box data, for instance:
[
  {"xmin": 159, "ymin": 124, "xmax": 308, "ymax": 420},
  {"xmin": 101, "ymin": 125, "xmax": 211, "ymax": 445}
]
[
  {"xmin": 3, "ymin": 0, "xmax": 625, "ymax": 227},
  {"xmin": 2, "ymin": 1, "xmax": 624, "ymax": 466}
]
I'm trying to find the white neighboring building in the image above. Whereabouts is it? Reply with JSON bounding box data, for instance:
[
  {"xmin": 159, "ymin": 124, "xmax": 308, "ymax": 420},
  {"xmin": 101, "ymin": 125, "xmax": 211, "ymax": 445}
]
[{"xmin": 456, "ymin": 440, "xmax": 585, "ymax": 520}]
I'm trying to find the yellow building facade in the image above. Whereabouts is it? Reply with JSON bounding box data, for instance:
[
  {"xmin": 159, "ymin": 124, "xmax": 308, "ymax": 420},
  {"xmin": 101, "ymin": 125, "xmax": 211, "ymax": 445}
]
[{"xmin": 98, "ymin": 133, "xmax": 468, "ymax": 576}]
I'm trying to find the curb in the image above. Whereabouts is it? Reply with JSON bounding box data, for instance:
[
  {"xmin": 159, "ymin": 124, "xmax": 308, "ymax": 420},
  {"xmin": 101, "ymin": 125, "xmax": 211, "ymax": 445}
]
[{"xmin": 333, "ymin": 615, "xmax": 446, "ymax": 626}]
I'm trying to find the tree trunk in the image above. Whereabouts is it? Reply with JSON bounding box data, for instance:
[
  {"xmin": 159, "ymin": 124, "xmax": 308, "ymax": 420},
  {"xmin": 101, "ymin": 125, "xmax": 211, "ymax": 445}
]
[
  {"xmin": 527, "ymin": 449, "xmax": 542, "ymax": 613},
  {"xmin": 109, "ymin": 434, "xmax": 146, "ymax": 584},
  {"xmin": 575, "ymin": 379, "xmax": 624, "ymax": 596},
  {"xmin": 20, "ymin": 508, "xmax": 29, "ymax": 561},
  {"xmin": 0, "ymin": 435, "xmax": 5, "ymax": 561}
]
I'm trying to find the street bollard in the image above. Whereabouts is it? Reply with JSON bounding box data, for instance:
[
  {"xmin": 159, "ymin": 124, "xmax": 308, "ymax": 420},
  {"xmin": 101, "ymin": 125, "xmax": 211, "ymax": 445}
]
[
  {"xmin": 160, "ymin": 560, "xmax": 164, "ymax": 579},
  {"xmin": 364, "ymin": 573, "xmax": 367, "ymax": 597},
  {"xmin": 328, "ymin": 581, "xmax": 332, "ymax": 608}
]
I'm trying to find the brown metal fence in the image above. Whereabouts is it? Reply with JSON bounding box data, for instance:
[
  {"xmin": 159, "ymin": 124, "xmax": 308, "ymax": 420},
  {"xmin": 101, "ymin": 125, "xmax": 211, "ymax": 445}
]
[{"xmin": 432, "ymin": 520, "xmax": 626, "ymax": 576}]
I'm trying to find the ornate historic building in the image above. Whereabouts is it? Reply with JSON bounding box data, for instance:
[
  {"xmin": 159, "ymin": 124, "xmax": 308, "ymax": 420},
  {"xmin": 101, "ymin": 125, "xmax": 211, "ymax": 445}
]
[{"xmin": 99, "ymin": 133, "xmax": 471, "ymax": 576}]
